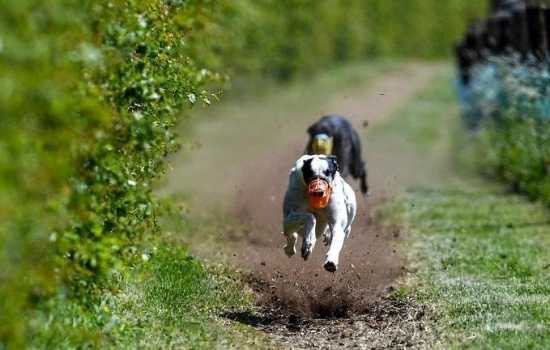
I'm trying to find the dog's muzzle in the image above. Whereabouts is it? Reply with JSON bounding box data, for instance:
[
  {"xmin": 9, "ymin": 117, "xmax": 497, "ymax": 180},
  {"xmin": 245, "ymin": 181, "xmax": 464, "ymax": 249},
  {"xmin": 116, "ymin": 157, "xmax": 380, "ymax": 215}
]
[
  {"xmin": 311, "ymin": 134, "xmax": 333, "ymax": 155},
  {"xmin": 307, "ymin": 178, "xmax": 332, "ymax": 209}
]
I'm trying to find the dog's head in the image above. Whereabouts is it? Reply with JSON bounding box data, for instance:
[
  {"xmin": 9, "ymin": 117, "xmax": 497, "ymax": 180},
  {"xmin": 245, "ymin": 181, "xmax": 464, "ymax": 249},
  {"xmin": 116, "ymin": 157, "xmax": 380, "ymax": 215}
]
[
  {"xmin": 300, "ymin": 155, "xmax": 339, "ymax": 209},
  {"xmin": 310, "ymin": 133, "xmax": 334, "ymax": 155},
  {"xmin": 302, "ymin": 155, "xmax": 339, "ymax": 183}
]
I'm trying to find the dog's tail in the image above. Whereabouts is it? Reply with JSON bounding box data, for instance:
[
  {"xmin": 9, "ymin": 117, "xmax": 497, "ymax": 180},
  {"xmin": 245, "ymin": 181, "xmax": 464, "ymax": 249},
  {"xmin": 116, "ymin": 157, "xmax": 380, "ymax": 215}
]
[{"xmin": 350, "ymin": 129, "xmax": 369, "ymax": 195}]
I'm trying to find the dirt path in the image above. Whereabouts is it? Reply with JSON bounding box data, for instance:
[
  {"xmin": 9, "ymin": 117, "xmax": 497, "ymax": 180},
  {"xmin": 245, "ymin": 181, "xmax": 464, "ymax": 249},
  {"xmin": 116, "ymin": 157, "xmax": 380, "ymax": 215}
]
[{"xmin": 166, "ymin": 62, "xmax": 444, "ymax": 348}]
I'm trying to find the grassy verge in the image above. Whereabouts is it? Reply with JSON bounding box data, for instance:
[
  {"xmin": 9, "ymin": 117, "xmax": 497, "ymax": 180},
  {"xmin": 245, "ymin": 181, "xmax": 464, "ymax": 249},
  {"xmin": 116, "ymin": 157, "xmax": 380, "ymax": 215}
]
[
  {"xmin": 404, "ymin": 186, "xmax": 550, "ymax": 349},
  {"xmin": 32, "ymin": 214, "xmax": 270, "ymax": 349},
  {"xmin": 375, "ymin": 67, "xmax": 550, "ymax": 348}
]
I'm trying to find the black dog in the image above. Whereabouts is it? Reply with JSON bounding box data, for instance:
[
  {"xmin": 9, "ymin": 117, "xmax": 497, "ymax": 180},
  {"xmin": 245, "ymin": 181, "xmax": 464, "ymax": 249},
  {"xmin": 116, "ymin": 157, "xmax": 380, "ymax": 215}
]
[{"xmin": 306, "ymin": 115, "xmax": 369, "ymax": 195}]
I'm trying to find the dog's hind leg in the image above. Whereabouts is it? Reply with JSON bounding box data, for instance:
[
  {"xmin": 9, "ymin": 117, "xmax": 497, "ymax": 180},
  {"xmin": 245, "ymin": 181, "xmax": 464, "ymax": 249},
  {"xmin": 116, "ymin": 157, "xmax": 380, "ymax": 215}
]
[
  {"xmin": 283, "ymin": 232, "xmax": 298, "ymax": 257},
  {"xmin": 323, "ymin": 230, "xmax": 332, "ymax": 246},
  {"xmin": 301, "ymin": 213, "xmax": 316, "ymax": 260},
  {"xmin": 283, "ymin": 212, "xmax": 302, "ymax": 257},
  {"xmin": 285, "ymin": 234, "xmax": 298, "ymax": 257},
  {"xmin": 350, "ymin": 129, "xmax": 369, "ymax": 195},
  {"xmin": 283, "ymin": 212, "xmax": 316, "ymax": 258},
  {"xmin": 316, "ymin": 219, "xmax": 330, "ymax": 246}
]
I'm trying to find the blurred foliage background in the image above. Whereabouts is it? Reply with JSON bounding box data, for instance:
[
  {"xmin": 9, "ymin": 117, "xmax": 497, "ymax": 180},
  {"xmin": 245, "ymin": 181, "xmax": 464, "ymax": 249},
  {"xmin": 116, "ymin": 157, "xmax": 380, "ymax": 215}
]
[
  {"xmin": 454, "ymin": 1, "xmax": 550, "ymax": 207},
  {"xmin": 461, "ymin": 57, "xmax": 550, "ymax": 206},
  {"xmin": 220, "ymin": 0, "xmax": 488, "ymax": 80},
  {"xmin": 0, "ymin": 0, "xmax": 487, "ymax": 347}
]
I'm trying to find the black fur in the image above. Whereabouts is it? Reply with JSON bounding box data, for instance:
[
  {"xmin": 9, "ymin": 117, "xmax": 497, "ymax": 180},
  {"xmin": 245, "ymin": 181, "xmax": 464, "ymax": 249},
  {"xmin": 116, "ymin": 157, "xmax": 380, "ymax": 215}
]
[
  {"xmin": 327, "ymin": 155, "xmax": 339, "ymax": 175},
  {"xmin": 302, "ymin": 158, "xmax": 315, "ymax": 183},
  {"xmin": 306, "ymin": 115, "xmax": 369, "ymax": 194}
]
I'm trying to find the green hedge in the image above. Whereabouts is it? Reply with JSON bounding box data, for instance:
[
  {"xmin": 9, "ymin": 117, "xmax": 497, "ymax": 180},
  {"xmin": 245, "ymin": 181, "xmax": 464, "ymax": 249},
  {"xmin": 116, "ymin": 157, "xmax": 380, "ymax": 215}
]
[
  {"xmin": 0, "ymin": 0, "xmax": 221, "ymax": 346},
  {"xmin": 460, "ymin": 58, "xmax": 550, "ymax": 206},
  {"xmin": 476, "ymin": 116, "xmax": 550, "ymax": 206},
  {"xmin": 0, "ymin": 0, "xmax": 487, "ymax": 347},
  {"xmin": 220, "ymin": 0, "xmax": 488, "ymax": 80},
  {"xmin": 0, "ymin": 1, "xmax": 99, "ymax": 344}
]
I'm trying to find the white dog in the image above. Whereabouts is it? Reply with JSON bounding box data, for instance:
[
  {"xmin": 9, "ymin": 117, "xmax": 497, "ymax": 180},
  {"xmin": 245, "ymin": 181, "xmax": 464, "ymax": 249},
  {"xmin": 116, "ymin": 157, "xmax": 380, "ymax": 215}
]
[{"xmin": 282, "ymin": 154, "xmax": 357, "ymax": 272}]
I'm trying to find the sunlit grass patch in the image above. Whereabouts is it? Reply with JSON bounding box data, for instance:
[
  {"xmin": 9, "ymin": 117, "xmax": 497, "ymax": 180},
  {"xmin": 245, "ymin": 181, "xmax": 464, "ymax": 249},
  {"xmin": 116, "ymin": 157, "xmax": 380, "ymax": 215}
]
[
  {"xmin": 32, "ymin": 244, "xmax": 263, "ymax": 349},
  {"xmin": 404, "ymin": 187, "xmax": 550, "ymax": 349},
  {"xmin": 107, "ymin": 247, "xmax": 256, "ymax": 348}
]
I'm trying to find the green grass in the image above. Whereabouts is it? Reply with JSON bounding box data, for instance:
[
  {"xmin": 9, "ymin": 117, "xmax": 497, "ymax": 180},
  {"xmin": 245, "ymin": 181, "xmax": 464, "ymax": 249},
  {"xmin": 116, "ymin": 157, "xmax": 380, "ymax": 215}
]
[
  {"xmin": 375, "ymin": 67, "xmax": 550, "ymax": 349},
  {"xmin": 31, "ymin": 231, "xmax": 267, "ymax": 349},
  {"xmin": 404, "ymin": 188, "xmax": 550, "ymax": 349}
]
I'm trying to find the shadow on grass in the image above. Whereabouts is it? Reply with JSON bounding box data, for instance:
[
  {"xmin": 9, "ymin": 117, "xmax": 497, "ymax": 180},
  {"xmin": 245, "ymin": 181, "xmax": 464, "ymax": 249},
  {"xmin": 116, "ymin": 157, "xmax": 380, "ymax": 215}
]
[
  {"xmin": 223, "ymin": 310, "xmax": 276, "ymax": 327},
  {"xmin": 222, "ymin": 309, "xmax": 312, "ymax": 333}
]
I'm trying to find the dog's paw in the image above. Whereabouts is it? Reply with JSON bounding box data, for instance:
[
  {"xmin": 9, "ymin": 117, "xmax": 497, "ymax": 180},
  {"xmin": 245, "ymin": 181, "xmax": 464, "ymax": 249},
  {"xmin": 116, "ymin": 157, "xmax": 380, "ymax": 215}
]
[
  {"xmin": 301, "ymin": 243, "xmax": 313, "ymax": 260},
  {"xmin": 284, "ymin": 244, "xmax": 296, "ymax": 257},
  {"xmin": 323, "ymin": 261, "xmax": 337, "ymax": 272}
]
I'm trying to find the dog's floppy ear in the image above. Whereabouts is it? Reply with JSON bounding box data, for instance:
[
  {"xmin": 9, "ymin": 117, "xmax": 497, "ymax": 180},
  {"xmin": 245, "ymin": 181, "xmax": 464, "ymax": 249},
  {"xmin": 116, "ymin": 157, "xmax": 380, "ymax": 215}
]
[
  {"xmin": 328, "ymin": 155, "xmax": 339, "ymax": 174},
  {"xmin": 306, "ymin": 124, "xmax": 316, "ymax": 137}
]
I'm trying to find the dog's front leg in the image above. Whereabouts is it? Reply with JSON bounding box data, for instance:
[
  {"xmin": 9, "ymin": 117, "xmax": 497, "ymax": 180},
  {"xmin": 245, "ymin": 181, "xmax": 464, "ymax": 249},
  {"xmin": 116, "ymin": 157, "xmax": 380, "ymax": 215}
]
[{"xmin": 324, "ymin": 224, "xmax": 345, "ymax": 272}]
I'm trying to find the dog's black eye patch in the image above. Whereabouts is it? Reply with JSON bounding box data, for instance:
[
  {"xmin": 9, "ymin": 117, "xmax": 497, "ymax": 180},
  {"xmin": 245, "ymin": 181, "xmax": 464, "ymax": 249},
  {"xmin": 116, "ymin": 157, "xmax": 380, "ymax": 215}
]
[{"xmin": 302, "ymin": 158, "xmax": 315, "ymax": 182}]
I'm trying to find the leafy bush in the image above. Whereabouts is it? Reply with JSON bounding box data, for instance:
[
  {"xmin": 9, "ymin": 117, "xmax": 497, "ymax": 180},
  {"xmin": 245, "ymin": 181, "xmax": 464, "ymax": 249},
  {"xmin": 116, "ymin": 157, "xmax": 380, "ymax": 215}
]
[
  {"xmin": 0, "ymin": 0, "xmax": 221, "ymax": 346},
  {"xmin": 57, "ymin": 0, "xmax": 223, "ymax": 281},
  {"xmin": 462, "ymin": 57, "xmax": 550, "ymax": 205},
  {"xmin": 0, "ymin": 1, "xmax": 101, "ymax": 345},
  {"xmin": 476, "ymin": 116, "xmax": 550, "ymax": 205}
]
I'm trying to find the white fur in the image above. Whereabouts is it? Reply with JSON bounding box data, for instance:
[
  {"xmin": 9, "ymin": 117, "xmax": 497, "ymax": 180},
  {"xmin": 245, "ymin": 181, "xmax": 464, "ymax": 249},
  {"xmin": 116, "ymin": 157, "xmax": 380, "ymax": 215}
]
[{"xmin": 282, "ymin": 155, "xmax": 357, "ymax": 272}]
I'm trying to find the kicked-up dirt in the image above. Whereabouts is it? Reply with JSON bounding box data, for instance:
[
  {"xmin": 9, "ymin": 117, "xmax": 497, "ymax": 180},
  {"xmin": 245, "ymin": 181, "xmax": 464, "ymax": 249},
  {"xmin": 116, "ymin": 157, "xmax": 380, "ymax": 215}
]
[{"xmin": 225, "ymin": 296, "xmax": 432, "ymax": 349}]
